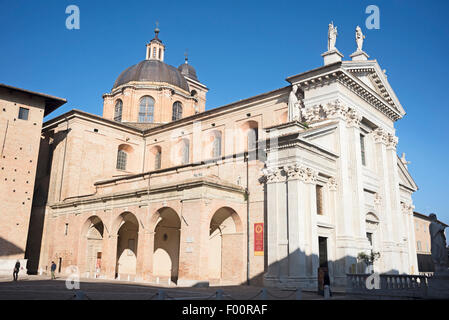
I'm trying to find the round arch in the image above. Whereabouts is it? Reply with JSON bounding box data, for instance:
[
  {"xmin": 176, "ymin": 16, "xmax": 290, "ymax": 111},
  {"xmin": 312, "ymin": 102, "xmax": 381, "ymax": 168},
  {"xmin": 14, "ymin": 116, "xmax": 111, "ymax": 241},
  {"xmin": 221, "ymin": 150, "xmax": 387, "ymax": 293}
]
[
  {"xmin": 80, "ymin": 216, "xmax": 105, "ymax": 277},
  {"xmin": 113, "ymin": 212, "xmax": 140, "ymax": 279},
  {"xmin": 208, "ymin": 207, "xmax": 244, "ymax": 284},
  {"xmin": 152, "ymin": 207, "xmax": 181, "ymax": 284}
]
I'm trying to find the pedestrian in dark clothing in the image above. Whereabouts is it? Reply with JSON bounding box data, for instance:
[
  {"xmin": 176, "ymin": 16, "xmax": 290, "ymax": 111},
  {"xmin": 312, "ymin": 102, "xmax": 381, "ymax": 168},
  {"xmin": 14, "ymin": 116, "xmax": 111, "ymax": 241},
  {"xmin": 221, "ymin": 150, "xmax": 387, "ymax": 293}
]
[
  {"xmin": 50, "ymin": 261, "xmax": 57, "ymax": 280},
  {"xmin": 13, "ymin": 261, "xmax": 20, "ymax": 281},
  {"xmin": 323, "ymin": 272, "xmax": 332, "ymax": 297}
]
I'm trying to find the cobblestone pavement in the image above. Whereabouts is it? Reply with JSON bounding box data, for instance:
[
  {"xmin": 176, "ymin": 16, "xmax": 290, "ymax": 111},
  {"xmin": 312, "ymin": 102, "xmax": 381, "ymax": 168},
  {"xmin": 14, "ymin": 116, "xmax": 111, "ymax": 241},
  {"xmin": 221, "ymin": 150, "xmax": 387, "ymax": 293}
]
[{"xmin": 0, "ymin": 275, "xmax": 349, "ymax": 300}]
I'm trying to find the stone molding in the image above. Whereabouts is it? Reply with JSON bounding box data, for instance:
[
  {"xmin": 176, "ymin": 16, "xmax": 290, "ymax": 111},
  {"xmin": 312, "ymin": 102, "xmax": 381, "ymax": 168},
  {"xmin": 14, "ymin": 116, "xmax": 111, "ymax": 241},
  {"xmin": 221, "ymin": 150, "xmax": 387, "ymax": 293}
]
[
  {"xmin": 401, "ymin": 202, "xmax": 415, "ymax": 215},
  {"xmin": 327, "ymin": 177, "xmax": 338, "ymax": 191},
  {"xmin": 373, "ymin": 128, "xmax": 398, "ymax": 149},
  {"xmin": 303, "ymin": 99, "xmax": 361, "ymax": 128},
  {"xmin": 262, "ymin": 165, "xmax": 319, "ymax": 184}
]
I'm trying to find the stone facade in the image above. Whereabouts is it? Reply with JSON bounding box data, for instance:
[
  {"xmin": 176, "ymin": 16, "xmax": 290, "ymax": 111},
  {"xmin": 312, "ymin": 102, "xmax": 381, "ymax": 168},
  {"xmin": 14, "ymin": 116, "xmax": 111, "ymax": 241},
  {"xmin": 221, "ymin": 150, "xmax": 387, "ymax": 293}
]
[
  {"xmin": 8, "ymin": 27, "xmax": 423, "ymax": 288},
  {"xmin": 0, "ymin": 84, "xmax": 66, "ymax": 274}
]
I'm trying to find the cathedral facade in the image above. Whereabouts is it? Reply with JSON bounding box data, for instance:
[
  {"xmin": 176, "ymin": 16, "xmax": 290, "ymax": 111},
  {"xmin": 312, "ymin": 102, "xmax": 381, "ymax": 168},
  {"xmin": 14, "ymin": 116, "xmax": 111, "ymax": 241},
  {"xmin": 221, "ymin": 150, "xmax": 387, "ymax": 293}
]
[{"xmin": 26, "ymin": 27, "xmax": 419, "ymax": 288}]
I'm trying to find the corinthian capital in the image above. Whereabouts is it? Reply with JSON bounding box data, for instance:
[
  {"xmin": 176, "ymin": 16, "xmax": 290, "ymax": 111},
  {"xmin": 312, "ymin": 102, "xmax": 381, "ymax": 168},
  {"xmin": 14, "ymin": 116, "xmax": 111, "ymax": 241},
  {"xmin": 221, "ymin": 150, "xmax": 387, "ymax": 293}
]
[
  {"xmin": 386, "ymin": 133, "xmax": 398, "ymax": 149},
  {"xmin": 373, "ymin": 128, "xmax": 387, "ymax": 144},
  {"xmin": 327, "ymin": 177, "xmax": 338, "ymax": 191},
  {"xmin": 283, "ymin": 164, "xmax": 318, "ymax": 183},
  {"xmin": 261, "ymin": 167, "xmax": 284, "ymax": 183},
  {"xmin": 325, "ymin": 99, "xmax": 348, "ymax": 120},
  {"xmin": 345, "ymin": 108, "xmax": 362, "ymax": 128}
]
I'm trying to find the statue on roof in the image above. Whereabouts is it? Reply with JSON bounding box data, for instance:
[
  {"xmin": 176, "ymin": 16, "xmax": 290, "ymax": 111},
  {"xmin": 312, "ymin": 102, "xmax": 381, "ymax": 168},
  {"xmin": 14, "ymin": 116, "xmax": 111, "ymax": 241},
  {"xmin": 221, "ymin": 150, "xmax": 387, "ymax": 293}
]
[
  {"xmin": 328, "ymin": 22, "xmax": 338, "ymax": 51},
  {"xmin": 355, "ymin": 26, "xmax": 365, "ymax": 52},
  {"xmin": 288, "ymin": 85, "xmax": 301, "ymax": 122}
]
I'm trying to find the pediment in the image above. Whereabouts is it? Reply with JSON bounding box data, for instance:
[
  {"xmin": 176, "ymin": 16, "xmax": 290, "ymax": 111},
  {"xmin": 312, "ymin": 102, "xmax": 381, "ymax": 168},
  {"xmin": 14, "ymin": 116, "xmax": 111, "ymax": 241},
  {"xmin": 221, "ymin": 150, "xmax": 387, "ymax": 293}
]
[
  {"xmin": 342, "ymin": 60, "xmax": 406, "ymax": 116},
  {"xmin": 397, "ymin": 156, "xmax": 418, "ymax": 191}
]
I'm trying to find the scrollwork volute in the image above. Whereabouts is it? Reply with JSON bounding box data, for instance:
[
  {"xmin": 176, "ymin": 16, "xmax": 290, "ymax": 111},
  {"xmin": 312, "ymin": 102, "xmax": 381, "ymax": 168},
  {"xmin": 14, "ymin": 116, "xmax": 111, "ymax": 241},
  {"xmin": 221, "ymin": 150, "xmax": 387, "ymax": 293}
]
[
  {"xmin": 261, "ymin": 167, "xmax": 284, "ymax": 183},
  {"xmin": 345, "ymin": 108, "xmax": 362, "ymax": 128},
  {"xmin": 327, "ymin": 177, "xmax": 338, "ymax": 191},
  {"xmin": 283, "ymin": 164, "xmax": 318, "ymax": 184}
]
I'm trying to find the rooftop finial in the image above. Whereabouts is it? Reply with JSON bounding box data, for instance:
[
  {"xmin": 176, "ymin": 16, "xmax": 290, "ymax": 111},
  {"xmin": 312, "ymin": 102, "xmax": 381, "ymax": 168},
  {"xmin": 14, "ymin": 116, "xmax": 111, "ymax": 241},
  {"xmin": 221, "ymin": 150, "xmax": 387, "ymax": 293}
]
[
  {"xmin": 184, "ymin": 49, "xmax": 189, "ymax": 64},
  {"xmin": 154, "ymin": 21, "xmax": 160, "ymax": 39}
]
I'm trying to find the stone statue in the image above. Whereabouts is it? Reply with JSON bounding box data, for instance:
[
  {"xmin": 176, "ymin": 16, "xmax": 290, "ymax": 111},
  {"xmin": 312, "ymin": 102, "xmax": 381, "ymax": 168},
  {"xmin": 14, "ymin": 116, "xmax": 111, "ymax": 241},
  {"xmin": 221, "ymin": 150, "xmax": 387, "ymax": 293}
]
[
  {"xmin": 355, "ymin": 26, "xmax": 365, "ymax": 52},
  {"xmin": 328, "ymin": 22, "xmax": 338, "ymax": 51},
  {"xmin": 429, "ymin": 213, "xmax": 448, "ymax": 272},
  {"xmin": 287, "ymin": 85, "xmax": 300, "ymax": 122}
]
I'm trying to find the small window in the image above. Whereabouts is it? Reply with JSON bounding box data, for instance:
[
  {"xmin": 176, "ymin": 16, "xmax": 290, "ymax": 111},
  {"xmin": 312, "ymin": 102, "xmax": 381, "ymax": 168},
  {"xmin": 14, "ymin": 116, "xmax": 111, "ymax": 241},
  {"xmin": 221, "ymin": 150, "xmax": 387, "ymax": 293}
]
[
  {"xmin": 366, "ymin": 232, "xmax": 373, "ymax": 246},
  {"xmin": 360, "ymin": 134, "xmax": 366, "ymax": 166},
  {"xmin": 212, "ymin": 132, "xmax": 222, "ymax": 158},
  {"xmin": 64, "ymin": 223, "xmax": 69, "ymax": 236},
  {"xmin": 116, "ymin": 150, "xmax": 127, "ymax": 170},
  {"xmin": 417, "ymin": 241, "xmax": 422, "ymax": 251},
  {"xmin": 316, "ymin": 185, "xmax": 324, "ymax": 215},
  {"xmin": 172, "ymin": 102, "xmax": 183, "ymax": 121},
  {"xmin": 114, "ymin": 100, "xmax": 123, "ymax": 122},
  {"xmin": 155, "ymin": 150, "xmax": 161, "ymax": 170},
  {"xmin": 181, "ymin": 139, "xmax": 190, "ymax": 165},
  {"xmin": 18, "ymin": 107, "xmax": 29, "ymax": 120}
]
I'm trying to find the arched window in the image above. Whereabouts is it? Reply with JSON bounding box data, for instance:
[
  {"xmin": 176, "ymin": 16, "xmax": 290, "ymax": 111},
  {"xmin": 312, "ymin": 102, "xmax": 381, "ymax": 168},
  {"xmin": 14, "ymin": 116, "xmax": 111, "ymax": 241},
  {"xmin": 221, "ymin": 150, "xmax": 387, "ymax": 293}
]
[
  {"xmin": 114, "ymin": 100, "xmax": 123, "ymax": 122},
  {"xmin": 155, "ymin": 149, "xmax": 161, "ymax": 170},
  {"xmin": 248, "ymin": 127, "xmax": 258, "ymax": 151},
  {"xmin": 172, "ymin": 102, "xmax": 183, "ymax": 121},
  {"xmin": 212, "ymin": 131, "xmax": 222, "ymax": 158},
  {"xmin": 139, "ymin": 96, "xmax": 155, "ymax": 123},
  {"xmin": 181, "ymin": 139, "xmax": 190, "ymax": 165},
  {"xmin": 116, "ymin": 150, "xmax": 127, "ymax": 170}
]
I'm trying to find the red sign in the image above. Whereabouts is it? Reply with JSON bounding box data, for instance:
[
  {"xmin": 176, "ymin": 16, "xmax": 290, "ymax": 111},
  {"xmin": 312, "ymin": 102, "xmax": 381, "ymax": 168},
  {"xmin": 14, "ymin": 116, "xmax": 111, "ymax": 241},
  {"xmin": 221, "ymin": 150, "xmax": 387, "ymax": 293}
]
[{"xmin": 254, "ymin": 223, "xmax": 264, "ymax": 256}]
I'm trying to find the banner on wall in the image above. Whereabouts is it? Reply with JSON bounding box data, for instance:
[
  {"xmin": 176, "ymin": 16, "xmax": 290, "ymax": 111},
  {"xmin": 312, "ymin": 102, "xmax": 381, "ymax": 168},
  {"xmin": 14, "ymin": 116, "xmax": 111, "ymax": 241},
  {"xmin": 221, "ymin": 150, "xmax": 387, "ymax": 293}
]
[{"xmin": 254, "ymin": 223, "xmax": 264, "ymax": 256}]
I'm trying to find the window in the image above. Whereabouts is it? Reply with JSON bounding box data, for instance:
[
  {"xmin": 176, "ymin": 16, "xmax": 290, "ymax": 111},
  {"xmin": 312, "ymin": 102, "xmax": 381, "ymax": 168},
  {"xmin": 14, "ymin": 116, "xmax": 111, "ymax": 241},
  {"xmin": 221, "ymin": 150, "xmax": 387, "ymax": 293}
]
[
  {"xmin": 139, "ymin": 96, "xmax": 155, "ymax": 123},
  {"xmin": 417, "ymin": 241, "xmax": 422, "ymax": 251},
  {"xmin": 248, "ymin": 128, "xmax": 258, "ymax": 151},
  {"xmin": 367, "ymin": 232, "xmax": 373, "ymax": 246},
  {"xmin": 18, "ymin": 107, "xmax": 29, "ymax": 120},
  {"xmin": 65, "ymin": 223, "xmax": 69, "ymax": 236},
  {"xmin": 181, "ymin": 139, "xmax": 189, "ymax": 165},
  {"xmin": 153, "ymin": 47, "xmax": 156, "ymax": 58},
  {"xmin": 114, "ymin": 100, "xmax": 123, "ymax": 122},
  {"xmin": 360, "ymin": 134, "xmax": 366, "ymax": 166},
  {"xmin": 316, "ymin": 185, "xmax": 324, "ymax": 215},
  {"xmin": 172, "ymin": 102, "xmax": 183, "ymax": 121},
  {"xmin": 155, "ymin": 150, "xmax": 161, "ymax": 170},
  {"xmin": 116, "ymin": 149, "xmax": 127, "ymax": 170},
  {"xmin": 212, "ymin": 132, "xmax": 222, "ymax": 158}
]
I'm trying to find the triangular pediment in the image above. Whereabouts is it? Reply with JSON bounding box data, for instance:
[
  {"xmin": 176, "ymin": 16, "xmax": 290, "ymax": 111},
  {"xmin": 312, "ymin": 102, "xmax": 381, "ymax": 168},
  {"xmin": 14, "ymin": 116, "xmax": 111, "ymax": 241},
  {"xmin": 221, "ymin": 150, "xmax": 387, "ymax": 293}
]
[
  {"xmin": 397, "ymin": 156, "xmax": 418, "ymax": 191},
  {"xmin": 342, "ymin": 60, "xmax": 406, "ymax": 116}
]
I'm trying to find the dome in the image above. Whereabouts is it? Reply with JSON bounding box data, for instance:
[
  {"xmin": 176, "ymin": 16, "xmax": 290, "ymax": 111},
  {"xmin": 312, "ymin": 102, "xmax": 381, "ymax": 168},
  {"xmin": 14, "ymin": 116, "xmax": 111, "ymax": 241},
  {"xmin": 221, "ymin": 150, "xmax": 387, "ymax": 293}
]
[
  {"xmin": 178, "ymin": 63, "xmax": 198, "ymax": 81},
  {"xmin": 113, "ymin": 59, "xmax": 190, "ymax": 91}
]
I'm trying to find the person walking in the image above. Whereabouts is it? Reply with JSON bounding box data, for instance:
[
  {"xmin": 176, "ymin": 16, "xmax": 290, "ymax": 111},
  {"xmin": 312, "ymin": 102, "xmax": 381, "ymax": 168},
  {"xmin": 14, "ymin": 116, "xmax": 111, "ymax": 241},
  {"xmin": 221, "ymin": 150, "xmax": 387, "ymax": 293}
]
[
  {"xmin": 50, "ymin": 261, "xmax": 57, "ymax": 280},
  {"xmin": 13, "ymin": 260, "xmax": 20, "ymax": 281}
]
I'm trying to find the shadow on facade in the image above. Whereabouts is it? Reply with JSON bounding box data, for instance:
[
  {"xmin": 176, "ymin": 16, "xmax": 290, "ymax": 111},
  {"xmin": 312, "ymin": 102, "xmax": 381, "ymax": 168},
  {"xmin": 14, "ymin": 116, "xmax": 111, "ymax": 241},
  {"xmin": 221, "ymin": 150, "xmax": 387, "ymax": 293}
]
[
  {"xmin": 0, "ymin": 237, "xmax": 24, "ymax": 258},
  {"xmin": 25, "ymin": 129, "xmax": 69, "ymax": 274}
]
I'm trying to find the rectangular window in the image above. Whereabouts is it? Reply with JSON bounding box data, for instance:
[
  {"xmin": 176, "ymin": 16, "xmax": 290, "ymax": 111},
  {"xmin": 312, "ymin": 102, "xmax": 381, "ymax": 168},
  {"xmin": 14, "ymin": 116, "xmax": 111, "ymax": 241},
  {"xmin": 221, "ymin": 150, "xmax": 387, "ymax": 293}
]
[
  {"xmin": 316, "ymin": 185, "xmax": 324, "ymax": 215},
  {"xmin": 366, "ymin": 232, "xmax": 373, "ymax": 246},
  {"xmin": 18, "ymin": 107, "xmax": 29, "ymax": 120},
  {"xmin": 360, "ymin": 134, "xmax": 366, "ymax": 166},
  {"xmin": 65, "ymin": 223, "xmax": 69, "ymax": 236}
]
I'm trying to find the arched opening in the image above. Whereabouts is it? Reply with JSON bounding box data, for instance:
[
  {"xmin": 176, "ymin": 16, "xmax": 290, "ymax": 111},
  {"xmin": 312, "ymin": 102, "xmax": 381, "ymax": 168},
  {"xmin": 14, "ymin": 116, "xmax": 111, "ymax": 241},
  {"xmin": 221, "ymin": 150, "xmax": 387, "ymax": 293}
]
[
  {"xmin": 208, "ymin": 207, "xmax": 243, "ymax": 284},
  {"xmin": 177, "ymin": 138, "xmax": 190, "ymax": 165},
  {"xmin": 139, "ymin": 96, "xmax": 155, "ymax": 123},
  {"xmin": 364, "ymin": 212, "xmax": 380, "ymax": 273},
  {"xmin": 115, "ymin": 212, "xmax": 139, "ymax": 280},
  {"xmin": 150, "ymin": 146, "xmax": 162, "ymax": 170},
  {"xmin": 81, "ymin": 216, "xmax": 104, "ymax": 278},
  {"xmin": 172, "ymin": 101, "xmax": 183, "ymax": 121},
  {"xmin": 116, "ymin": 144, "xmax": 134, "ymax": 171},
  {"xmin": 153, "ymin": 207, "xmax": 181, "ymax": 284},
  {"xmin": 204, "ymin": 130, "xmax": 222, "ymax": 159},
  {"xmin": 114, "ymin": 100, "xmax": 123, "ymax": 122}
]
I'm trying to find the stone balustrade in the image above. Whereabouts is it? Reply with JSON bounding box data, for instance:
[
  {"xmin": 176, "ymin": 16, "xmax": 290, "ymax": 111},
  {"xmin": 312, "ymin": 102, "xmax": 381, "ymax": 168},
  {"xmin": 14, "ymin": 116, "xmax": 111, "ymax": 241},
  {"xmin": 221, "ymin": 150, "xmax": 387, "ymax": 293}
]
[{"xmin": 346, "ymin": 273, "xmax": 429, "ymax": 299}]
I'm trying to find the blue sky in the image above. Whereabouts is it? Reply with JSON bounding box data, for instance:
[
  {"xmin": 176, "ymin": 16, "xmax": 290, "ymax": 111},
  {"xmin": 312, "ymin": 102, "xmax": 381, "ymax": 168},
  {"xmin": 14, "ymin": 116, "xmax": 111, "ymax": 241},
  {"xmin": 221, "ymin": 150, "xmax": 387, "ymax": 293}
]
[{"xmin": 1, "ymin": 0, "xmax": 448, "ymax": 223}]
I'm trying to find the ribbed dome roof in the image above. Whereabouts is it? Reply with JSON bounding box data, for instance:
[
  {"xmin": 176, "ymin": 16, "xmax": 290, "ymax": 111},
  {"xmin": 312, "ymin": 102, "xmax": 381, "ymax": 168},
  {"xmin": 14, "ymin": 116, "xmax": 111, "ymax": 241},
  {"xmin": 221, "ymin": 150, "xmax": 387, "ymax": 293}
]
[
  {"xmin": 113, "ymin": 59, "xmax": 189, "ymax": 91},
  {"xmin": 178, "ymin": 63, "xmax": 198, "ymax": 81}
]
